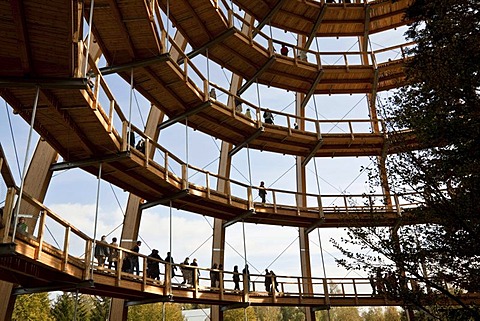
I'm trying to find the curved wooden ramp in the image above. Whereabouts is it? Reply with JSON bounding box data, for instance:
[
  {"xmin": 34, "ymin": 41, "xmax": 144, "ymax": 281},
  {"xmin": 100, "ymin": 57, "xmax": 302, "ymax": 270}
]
[
  {"xmin": 231, "ymin": 0, "xmax": 413, "ymax": 37},
  {"xmin": 2, "ymin": 226, "xmax": 476, "ymax": 308}
]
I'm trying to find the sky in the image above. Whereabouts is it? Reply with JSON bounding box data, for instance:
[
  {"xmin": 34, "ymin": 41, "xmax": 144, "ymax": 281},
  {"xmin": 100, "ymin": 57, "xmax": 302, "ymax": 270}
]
[{"xmin": 0, "ymin": 1, "xmax": 411, "ymax": 296}]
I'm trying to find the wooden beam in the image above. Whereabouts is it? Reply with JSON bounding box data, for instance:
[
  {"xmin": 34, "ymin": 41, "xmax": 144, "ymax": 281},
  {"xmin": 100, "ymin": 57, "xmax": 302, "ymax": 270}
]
[
  {"xmin": 157, "ymin": 102, "xmax": 212, "ymax": 130},
  {"xmin": 301, "ymin": 138, "xmax": 324, "ymax": 167},
  {"xmin": 300, "ymin": 70, "xmax": 324, "ymax": 109},
  {"xmin": 124, "ymin": 296, "xmax": 172, "ymax": 307},
  {"xmin": 237, "ymin": 56, "xmax": 276, "ymax": 95},
  {"xmin": 0, "ymin": 77, "xmax": 88, "ymax": 89},
  {"xmin": 105, "ymin": 0, "xmax": 136, "ymax": 58},
  {"xmin": 252, "ymin": 0, "xmax": 288, "ymax": 37},
  {"xmin": 10, "ymin": 0, "xmax": 32, "ymax": 74},
  {"xmin": 50, "ymin": 153, "xmax": 130, "ymax": 172},
  {"xmin": 305, "ymin": 6, "xmax": 327, "ymax": 50},
  {"xmin": 0, "ymin": 144, "xmax": 16, "ymax": 188},
  {"xmin": 179, "ymin": 28, "xmax": 236, "ymax": 64},
  {"xmin": 223, "ymin": 210, "xmax": 255, "ymax": 228},
  {"xmin": 140, "ymin": 190, "xmax": 189, "ymax": 210},
  {"xmin": 99, "ymin": 54, "xmax": 170, "ymax": 75},
  {"xmin": 228, "ymin": 127, "xmax": 265, "ymax": 157}
]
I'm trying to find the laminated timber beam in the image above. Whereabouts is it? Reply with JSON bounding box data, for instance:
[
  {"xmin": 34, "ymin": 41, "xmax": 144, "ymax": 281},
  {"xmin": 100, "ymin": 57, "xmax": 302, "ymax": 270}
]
[
  {"xmin": 10, "ymin": 0, "xmax": 32, "ymax": 74},
  {"xmin": 178, "ymin": 28, "xmax": 236, "ymax": 65},
  {"xmin": 237, "ymin": 56, "xmax": 276, "ymax": 95},
  {"xmin": 300, "ymin": 70, "xmax": 324, "ymax": 109},
  {"xmin": 223, "ymin": 209, "xmax": 255, "ymax": 228},
  {"xmin": 140, "ymin": 190, "xmax": 189, "ymax": 211},
  {"xmin": 124, "ymin": 295, "xmax": 173, "ymax": 307},
  {"xmin": 99, "ymin": 54, "xmax": 170, "ymax": 75},
  {"xmin": 0, "ymin": 144, "xmax": 15, "ymax": 188},
  {"xmin": 252, "ymin": 0, "xmax": 288, "ymax": 38},
  {"xmin": 157, "ymin": 101, "xmax": 212, "ymax": 130},
  {"xmin": 306, "ymin": 217, "xmax": 325, "ymax": 234},
  {"xmin": 50, "ymin": 152, "xmax": 130, "ymax": 171},
  {"xmin": 228, "ymin": 127, "xmax": 265, "ymax": 157},
  {"xmin": 12, "ymin": 280, "xmax": 94, "ymax": 295},
  {"xmin": 301, "ymin": 138, "xmax": 324, "ymax": 167},
  {"xmin": 305, "ymin": 6, "xmax": 327, "ymax": 50},
  {"xmin": 0, "ymin": 77, "xmax": 88, "ymax": 89}
]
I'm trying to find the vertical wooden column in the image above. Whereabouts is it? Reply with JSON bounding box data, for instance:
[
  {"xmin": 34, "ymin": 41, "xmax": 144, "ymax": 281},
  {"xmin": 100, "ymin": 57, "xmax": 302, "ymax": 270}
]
[
  {"xmin": 211, "ymin": 13, "xmax": 252, "ymax": 321},
  {"xmin": 109, "ymin": 30, "xmax": 186, "ymax": 321},
  {"xmin": 295, "ymin": 33, "xmax": 316, "ymax": 320},
  {"xmin": 0, "ymin": 140, "xmax": 58, "ymax": 321},
  {"xmin": 109, "ymin": 107, "xmax": 164, "ymax": 321}
]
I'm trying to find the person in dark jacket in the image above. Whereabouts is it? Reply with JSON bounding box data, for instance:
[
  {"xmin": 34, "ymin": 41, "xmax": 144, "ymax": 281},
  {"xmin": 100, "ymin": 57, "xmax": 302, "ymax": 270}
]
[{"xmin": 147, "ymin": 249, "xmax": 162, "ymax": 280}]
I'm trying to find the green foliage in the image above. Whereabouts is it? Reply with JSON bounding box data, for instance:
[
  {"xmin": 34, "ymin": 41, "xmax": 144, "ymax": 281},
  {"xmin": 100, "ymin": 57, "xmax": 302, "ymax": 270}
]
[
  {"xmin": 127, "ymin": 302, "xmax": 184, "ymax": 321},
  {"xmin": 90, "ymin": 296, "xmax": 111, "ymax": 321},
  {"xmin": 224, "ymin": 306, "xmax": 256, "ymax": 321},
  {"xmin": 361, "ymin": 307, "xmax": 402, "ymax": 321},
  {"xmin": 279, "ymin": 306, "xmax": 304, "ymax": 321},
  {"xmin": 333, "ymin": 0, "xmax": 480, "ymax": 319},
  {"xmin": 316, "ymin": 307, "xmax": 362, "ymax": 321},
  {"xmin": 12, "ymin": 293, "xmax": 54, "ymax": 321},
  {"xmin": 254, "ymin": 306, "xmax": 281, "ymax": 321},
  {"xmin": 51, "ymin": 292, "xmax": 89, "ymax": 321}
]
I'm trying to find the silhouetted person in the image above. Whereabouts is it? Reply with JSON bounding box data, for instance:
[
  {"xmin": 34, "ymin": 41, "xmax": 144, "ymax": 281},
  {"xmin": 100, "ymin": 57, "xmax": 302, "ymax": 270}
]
[
  {"xmin": 263, "ymin": 109, "xmax": 274, "ymax": 124},
  {"xmin": 130, "ymin": 241, "xmax": 141, "ymax": 275},
  {"xmin": 210, "ymin": 263, "xmax": 219, "ymax": 289},
  {"xmin": 191, "ymin": 258, "xmax": 199, "ymax": 286},
  {"xmin": 243, "ymin": 265, "xmax": 251, "ymax": 292},
  {"xmin": 280, "ymin": 44, "xmax": 288, "ymax": 56},
  {"xmin": 147, "ymin": 249, "xmax": 162, "ymax": 280},
  {"xmin": 233, "ymin": 265, "xmax": 241, "ymax": 291},
  {"xmin": 264, "ymin": 269, "xmax": 272, "ymax": 292},
  {"xmin": 165, "ymin": 251, "xmax": 177, "ymax": 279},
  {"xmin": 259, "ymin": 181, "xmax": 267, "ymax": 203}
]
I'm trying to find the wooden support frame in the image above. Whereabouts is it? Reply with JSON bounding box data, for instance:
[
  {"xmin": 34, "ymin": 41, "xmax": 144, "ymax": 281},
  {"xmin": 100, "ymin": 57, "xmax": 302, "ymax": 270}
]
[
  {"xmin": 178, "ymin": 28, "xmax": 236, "ymax": 64},
  {"xmin": 237, "ymin": 56, "xmax": 276, "ymax": 95},
  {"xmin": 50, "ymin": 152, "xmax": 130, "ymax": 171},
  {"xmin": 0, "ymin": 77, "xmax": 88, "ymax": 89},
  {"xmin": 252, "ymin": 0, "xmax": 288, "ymax": 37},
  {"xmin": 157, "ymin": 101, "xmax": 211, "ymax": 130},
  {"xmin": 140, "ymin": 190, "xmax": 189, "ymax": 210},
  {"xmin": 228, "ymin": 127, "xmax": 265, "ymax": 157},
  {"xmin": 223, "ymin": 210, "xmax": 255, "ymax": 228},
  {"xmin": 99, "ymin": 54, "xmax": 170, "ymax": 75},
  {"xmin": 300, "ymin": 70, "xmax": 324, "ymax": 109},
  {"xmin": 305, "ymin": 6, "xmax": 327, "ymax": 50},
  {"xmin": 301, "ymin": 138, "xmax": 324, "ymax": 167}
]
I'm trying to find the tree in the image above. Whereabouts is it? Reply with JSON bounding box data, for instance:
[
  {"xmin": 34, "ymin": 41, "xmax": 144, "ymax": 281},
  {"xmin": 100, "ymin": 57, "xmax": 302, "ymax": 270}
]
[
  {"xmin": 254, "ymin": 306, "xmax": 281, "ymax": 321},
  {"xmin": 12, "ymin": 293, "xmax": 54, "ymax": 321},
  {"xmin": 223, "ymin": 306, "xmax": 257, "ymax": 321},
  {"xmin": 90, "ymin": 296, "xmax": 111, "ymax": 321},
  {"xmin": 334, "ymin": 0, "xmax": 480, "ymax": 319},
  {"xmin": 127, "ymin": 302, "xmax": 184, "ymax": 321},
  {"xmin": 51, "ymin": 292, "xmax": 89, "ymax": 321}
]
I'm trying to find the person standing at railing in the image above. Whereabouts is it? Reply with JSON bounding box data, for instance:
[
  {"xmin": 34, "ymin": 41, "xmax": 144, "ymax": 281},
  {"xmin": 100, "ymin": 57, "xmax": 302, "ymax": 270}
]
[
  {"xmin": 147, "ymin": 249, "xmax": 162, "ymax": 280},
  {"xmin": 243, "ymin": 265, "xmax": 251, "ymax": 292},
  {"xmin": 130, "ymin": 240, "xmax": 141, "ymax": 276},
  {"xmin": 259, "ymin": 181, "xmax": 267, "ymax": 204},
  {"xmin": 16, "ymin": 217, "xmax": 28, "ymax": 235},
  {"xmin": 191, "ymin": 258, "xmax": 199, "ymax": 286},
  {"xmin": 263, "ymin": 109, "xmax": 274, "ymax": 124},
  {"xmin": 264, "ymin": 269, "xmax": 272, "ymax": 293},
  {"xmin": 245, "ymin": 108, "xmax": 252, "ymax": 119},
  {"xmin": 270, "ymin": 270, "xmax": 279, "ymax": 292},
  {"xmin": 108, "ymin": 237, "xmax": 119, "ymax": 270},
  {"xmin": 280, "ymin": 44, "xmax": 288, "ymax": 56},
  {"xmin": 210, "ymin": 263, "xmax": 219, "ymax": 290},
  {"xmin": 233, "ymin": 265, "xmax": 241, "ymax": 291},
  {"xmin": 95, "ymin": 235, "xmax": 109, "ymax": 269},
  {"xmin": 165, "ymin": 251, "xmax": 177, "ymax": 281}
]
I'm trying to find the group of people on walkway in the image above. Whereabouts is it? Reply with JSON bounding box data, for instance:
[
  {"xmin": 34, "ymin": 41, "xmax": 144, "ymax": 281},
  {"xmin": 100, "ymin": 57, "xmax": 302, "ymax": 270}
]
[{"xmin": 94, "ymin": 237, "xmax": 282, "ymax": 293}]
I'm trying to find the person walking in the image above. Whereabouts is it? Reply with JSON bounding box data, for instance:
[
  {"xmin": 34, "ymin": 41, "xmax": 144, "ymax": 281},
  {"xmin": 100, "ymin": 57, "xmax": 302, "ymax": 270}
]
[
  {"xmin": 259, "ymin": 181, "xmax": 267, "ymax": 203},
  {"xmin": 108, "ymin": 237, "xmax": 119, "ymax": 270}
]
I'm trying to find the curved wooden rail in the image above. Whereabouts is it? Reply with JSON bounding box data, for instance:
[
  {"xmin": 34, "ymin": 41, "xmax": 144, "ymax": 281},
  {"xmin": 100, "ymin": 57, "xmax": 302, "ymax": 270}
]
[{"xmin": 1, "ymin": 204, "xmax": 477, "ymax": 308}]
